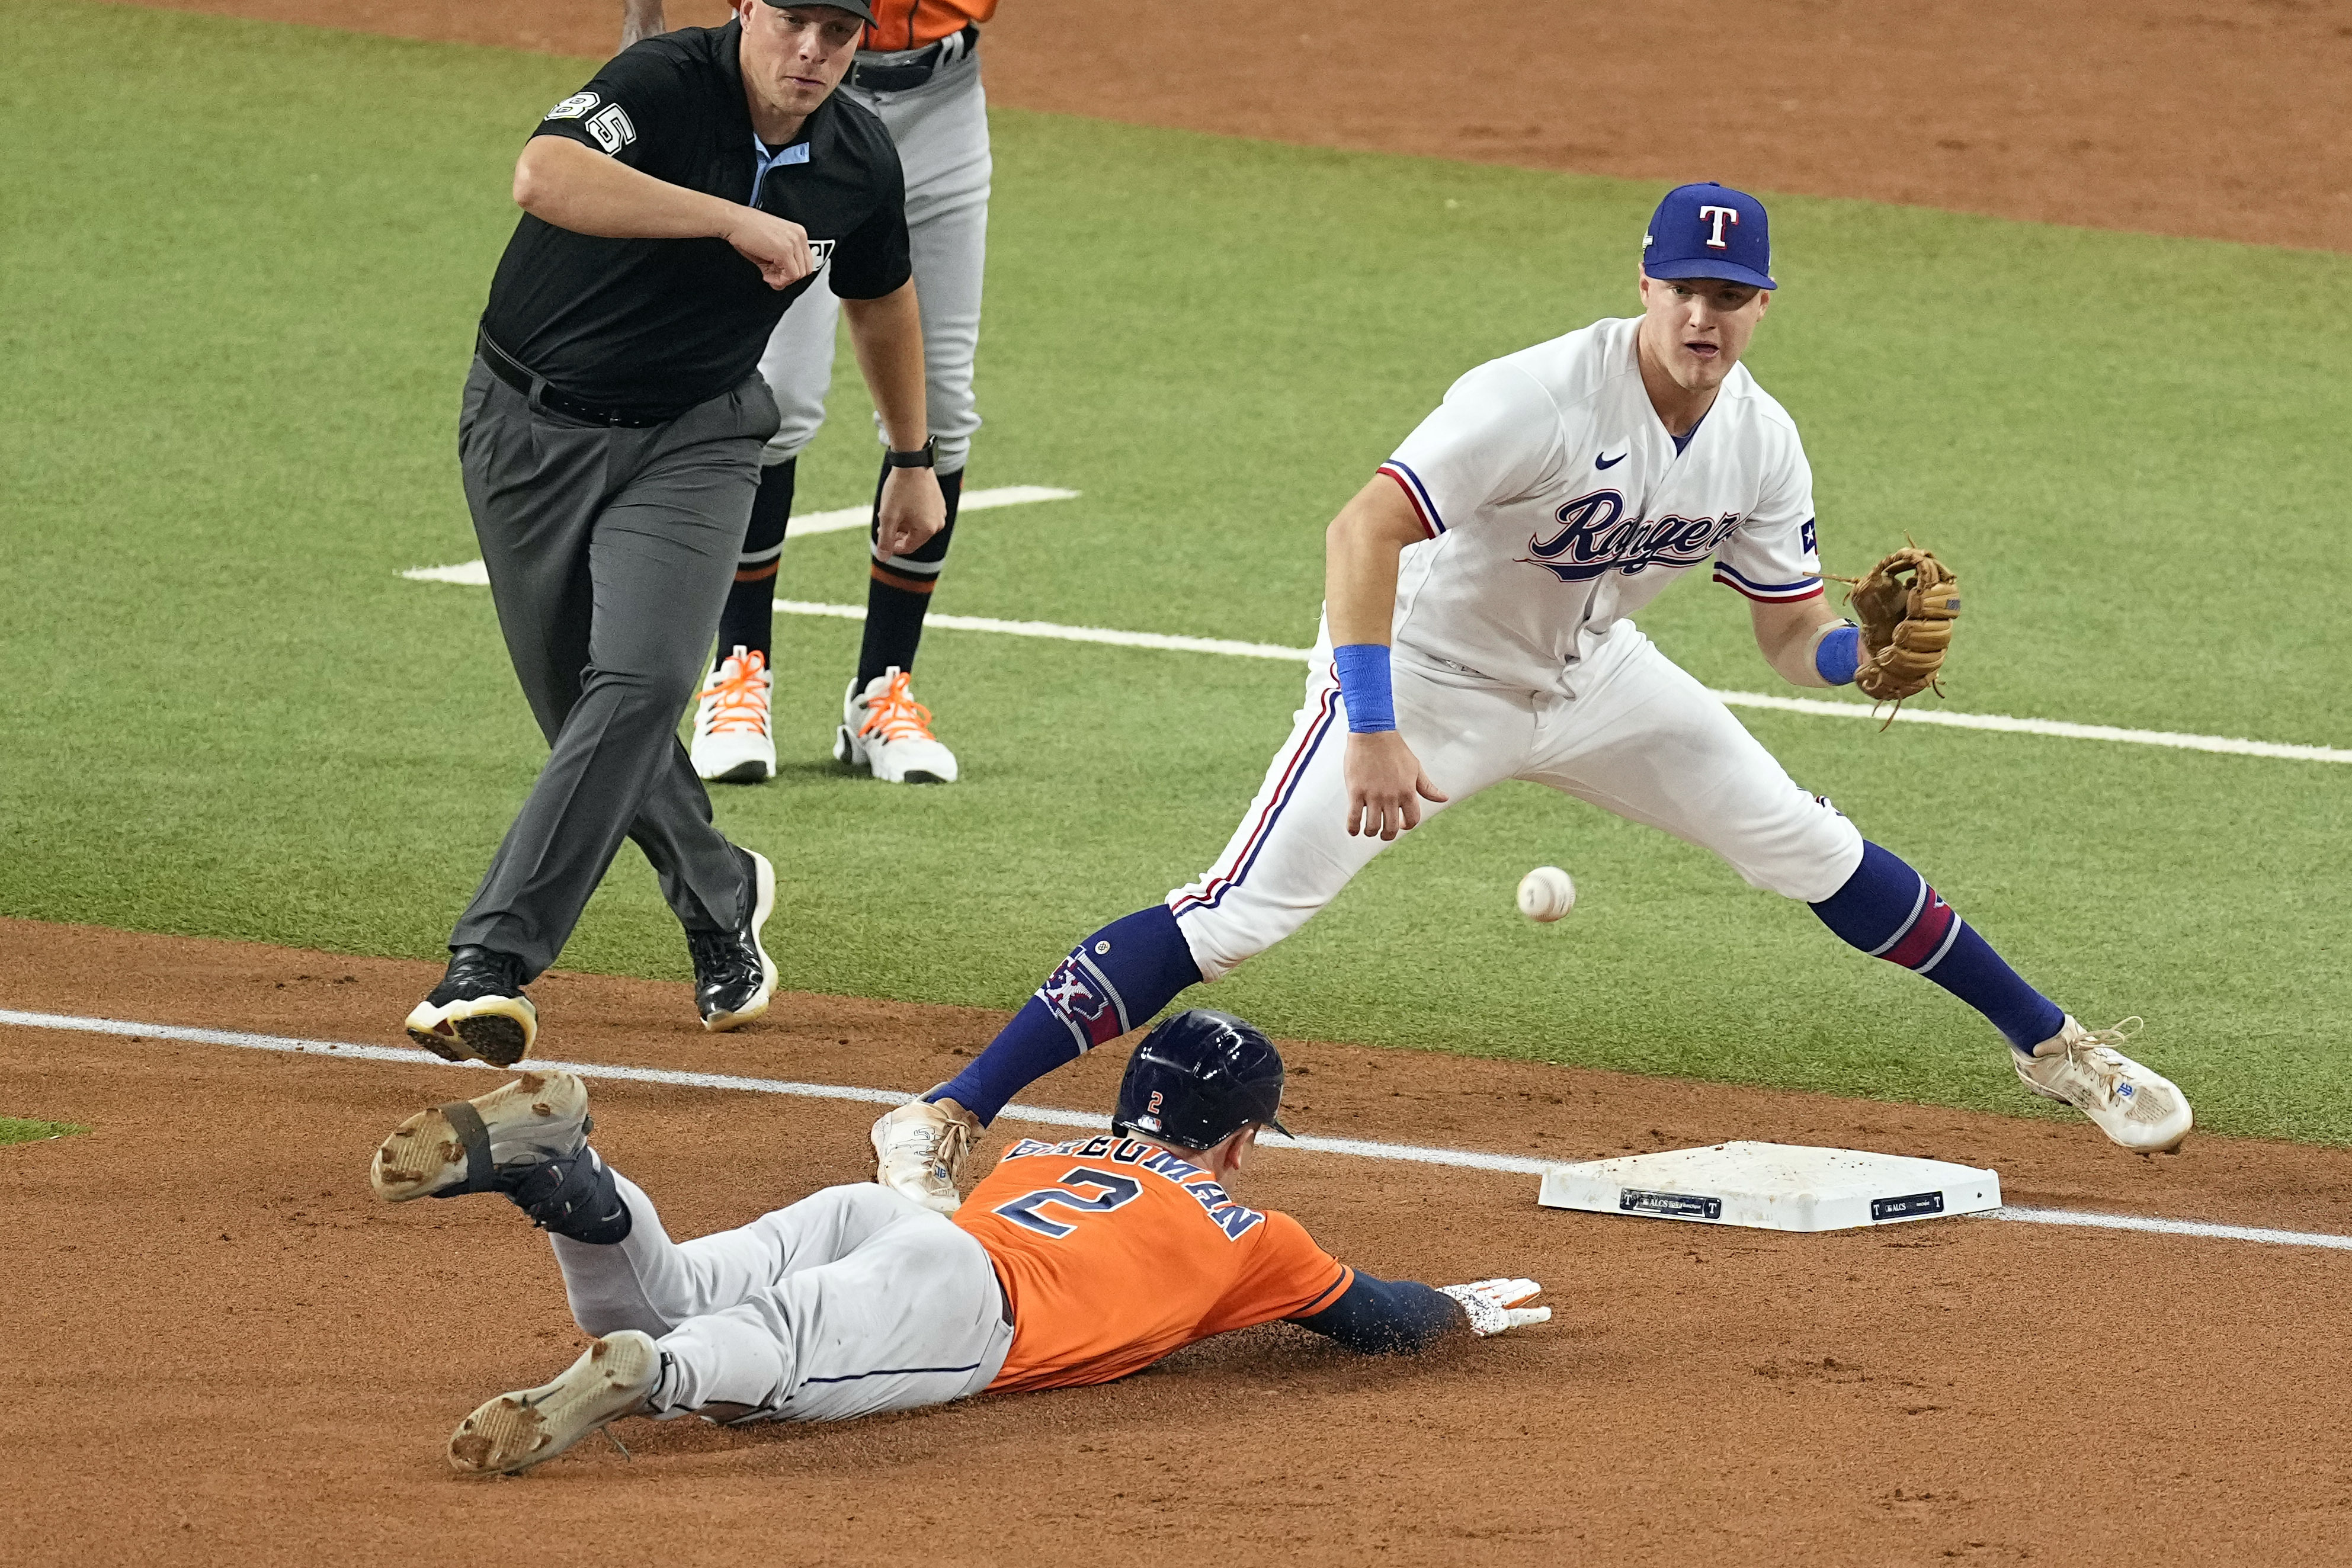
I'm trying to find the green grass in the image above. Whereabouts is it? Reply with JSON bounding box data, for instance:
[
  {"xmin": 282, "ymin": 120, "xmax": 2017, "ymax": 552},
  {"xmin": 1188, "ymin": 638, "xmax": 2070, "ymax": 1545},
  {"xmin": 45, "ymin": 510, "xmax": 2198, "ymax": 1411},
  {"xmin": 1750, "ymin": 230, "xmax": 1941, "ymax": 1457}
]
[
  {"xmin": 2, "ymin": 2, "xmax": 2347, "ymax": 1139},
  {"xmin": 1, "ymin": 1118, "xmax": 88, "ymax": 1147}
]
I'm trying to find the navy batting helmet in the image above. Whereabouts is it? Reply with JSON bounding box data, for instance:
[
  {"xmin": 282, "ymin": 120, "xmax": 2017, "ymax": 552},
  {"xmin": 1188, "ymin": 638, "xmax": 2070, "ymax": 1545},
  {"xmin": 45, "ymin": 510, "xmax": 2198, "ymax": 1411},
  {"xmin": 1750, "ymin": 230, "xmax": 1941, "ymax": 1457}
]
[{"xmin": 1113, "ymin": 1009, "xmax": 1292, "ymax": 1150}]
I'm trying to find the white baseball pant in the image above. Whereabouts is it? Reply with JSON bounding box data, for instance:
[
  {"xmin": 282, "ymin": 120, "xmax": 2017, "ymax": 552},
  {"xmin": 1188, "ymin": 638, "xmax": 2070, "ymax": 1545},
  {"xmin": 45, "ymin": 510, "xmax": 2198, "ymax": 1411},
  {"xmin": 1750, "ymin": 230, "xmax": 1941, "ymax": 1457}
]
[
  {"xmin": 758, "ymin": 43, "xmax": 990, "ymax": 473},
  {"xmin": 1169, "ymin": 620, "xmax": 1867, "ymax": 981},
  {"xmin": 552, "ymin": 1177, "xmax": 1012, "ymax": 1423}
]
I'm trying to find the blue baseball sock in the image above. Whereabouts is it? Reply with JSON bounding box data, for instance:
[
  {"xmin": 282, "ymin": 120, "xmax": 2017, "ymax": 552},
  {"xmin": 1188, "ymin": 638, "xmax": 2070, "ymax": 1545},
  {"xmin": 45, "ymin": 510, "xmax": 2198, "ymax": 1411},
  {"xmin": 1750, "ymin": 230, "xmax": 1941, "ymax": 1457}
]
[
  {"xmin": 1810, "ymin": 841, "xmax": 2065, "ymax": 1052},
  {"xmin": 930, "ymin": 904, "xmax": 1204, "ymax": 1124}
]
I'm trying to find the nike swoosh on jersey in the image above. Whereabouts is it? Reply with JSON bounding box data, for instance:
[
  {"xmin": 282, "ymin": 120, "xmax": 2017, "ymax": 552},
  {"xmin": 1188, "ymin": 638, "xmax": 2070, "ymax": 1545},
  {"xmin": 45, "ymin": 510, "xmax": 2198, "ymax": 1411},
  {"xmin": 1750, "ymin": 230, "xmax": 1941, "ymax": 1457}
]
[{"xmin": 1594, "ymin": 451, "xmax": 1627, "ymax": 469}]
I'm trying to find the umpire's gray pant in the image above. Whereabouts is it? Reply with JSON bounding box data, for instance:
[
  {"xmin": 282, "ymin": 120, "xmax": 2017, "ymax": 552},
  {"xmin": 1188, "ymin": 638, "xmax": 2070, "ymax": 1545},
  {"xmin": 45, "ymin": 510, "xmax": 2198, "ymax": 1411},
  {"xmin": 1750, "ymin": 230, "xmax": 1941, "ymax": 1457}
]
[{"xmin": 451, "ymin": 358, "xmax": 780, "ymax": 977}]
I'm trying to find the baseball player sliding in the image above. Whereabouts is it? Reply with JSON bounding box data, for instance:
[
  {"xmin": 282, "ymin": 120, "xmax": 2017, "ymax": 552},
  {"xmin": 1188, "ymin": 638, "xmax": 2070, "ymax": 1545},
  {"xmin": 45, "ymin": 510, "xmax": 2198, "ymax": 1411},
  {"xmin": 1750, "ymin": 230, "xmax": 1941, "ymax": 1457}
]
[
  {"xmin": 663, "ymin": 0, "xmax": 999, "ymax": 787},
  {"xmin": 870, "ymin": 183, "xmax": 2194, "ymax": 1211},
  {"xmin": 370, "ymin": 1011, "xmax": 1548, "ymax": 1474}
]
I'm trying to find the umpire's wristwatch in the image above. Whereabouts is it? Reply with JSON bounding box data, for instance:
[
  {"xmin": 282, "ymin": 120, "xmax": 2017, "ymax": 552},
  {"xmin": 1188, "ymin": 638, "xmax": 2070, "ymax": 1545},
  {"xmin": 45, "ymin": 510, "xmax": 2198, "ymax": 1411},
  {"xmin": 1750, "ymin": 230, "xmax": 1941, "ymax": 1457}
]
[{"xmin": 885, "ymin": 437, "xmax": 937, "ymax": 469}]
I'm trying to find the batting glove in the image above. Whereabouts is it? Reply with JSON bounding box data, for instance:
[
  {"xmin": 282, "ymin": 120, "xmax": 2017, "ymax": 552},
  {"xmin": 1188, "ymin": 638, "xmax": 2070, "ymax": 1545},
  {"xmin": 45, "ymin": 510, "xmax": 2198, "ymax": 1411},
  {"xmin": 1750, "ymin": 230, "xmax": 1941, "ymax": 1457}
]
[{"xmin": 1438, "ymin": 1278, "xmax": 1550, "ymax": 1337}]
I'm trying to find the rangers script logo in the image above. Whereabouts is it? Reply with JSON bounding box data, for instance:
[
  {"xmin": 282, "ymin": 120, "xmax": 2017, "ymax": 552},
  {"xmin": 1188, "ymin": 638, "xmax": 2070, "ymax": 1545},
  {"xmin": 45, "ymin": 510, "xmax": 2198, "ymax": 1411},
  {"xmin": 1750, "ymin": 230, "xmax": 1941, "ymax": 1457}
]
[{"xmin": 1518, "ymin": 488, "xmax": 1743, "ymax": 583}]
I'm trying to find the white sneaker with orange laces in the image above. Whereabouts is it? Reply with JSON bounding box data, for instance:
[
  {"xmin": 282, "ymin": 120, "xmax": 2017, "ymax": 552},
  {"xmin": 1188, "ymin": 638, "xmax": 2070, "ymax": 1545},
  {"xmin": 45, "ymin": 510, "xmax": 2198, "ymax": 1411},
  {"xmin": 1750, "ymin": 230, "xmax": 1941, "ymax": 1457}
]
[
  {"xmin": 834, "ymin": 666, "xmax": 958, "ymax": 784},
  {"xmin": 692, "ymin": 646, "xmax": 775, "ymax": 784}
]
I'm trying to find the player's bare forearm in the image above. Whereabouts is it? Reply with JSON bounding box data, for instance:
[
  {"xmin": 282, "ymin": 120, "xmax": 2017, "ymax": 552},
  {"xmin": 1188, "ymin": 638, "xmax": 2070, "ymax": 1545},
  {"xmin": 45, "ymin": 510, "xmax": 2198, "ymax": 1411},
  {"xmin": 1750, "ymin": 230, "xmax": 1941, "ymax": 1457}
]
[
  {"xmin": 1323, "ymin": 477, "xmax": 1425, "ymax": 646},
  {"xmin": 513, "ymin": 137, "xmax": 812, "ymax": 288},
  {"xmin": 845, "ymin": 282, "xmax": 944, "ymax": 556},
  {"xmin": 619, "ymin": 0, "xmax": 666, "ymax": 47},
  {"xmin": 1751, "ymin": 595, "xmax": 1845, "ymax": 688},
  {"xmin": 844, "ymin": 281, "xmax": 929, "ymax": 451},
  {"xmin": 1326, "ymin": 478, "xmax": 1445, "ymax": 838}
]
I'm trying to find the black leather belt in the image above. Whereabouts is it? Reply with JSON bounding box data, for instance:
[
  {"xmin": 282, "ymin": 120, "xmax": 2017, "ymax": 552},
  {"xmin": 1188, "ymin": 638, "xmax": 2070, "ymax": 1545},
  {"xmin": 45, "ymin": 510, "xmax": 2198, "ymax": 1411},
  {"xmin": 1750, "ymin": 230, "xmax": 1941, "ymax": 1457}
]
[
  {"xmin": 851, "ymin": 23, "xmax": 977, "ymax": 92},
  {"xmin": 476, "ymin": 329, "xmax": 684, "ymax": 429}
]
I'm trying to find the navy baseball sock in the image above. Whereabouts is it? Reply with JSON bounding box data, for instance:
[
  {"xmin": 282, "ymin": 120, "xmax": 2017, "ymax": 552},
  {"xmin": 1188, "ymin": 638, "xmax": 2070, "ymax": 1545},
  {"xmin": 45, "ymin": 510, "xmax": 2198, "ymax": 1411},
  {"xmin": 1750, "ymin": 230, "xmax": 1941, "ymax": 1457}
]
[
  {"xmin": 714, "ymin": 457, "xmax": 796, "ymax": 669},
  {"xmin": 856, "ymin": 465, "xmax": 963, "ymax": 687},
  {"xmin": 930, "ymin": 903, "xmax": 1203, "ymax": 1124},
  {"xmin": 1810, "ymin": 841, "xmax": 2065, "ymax": 1051}
]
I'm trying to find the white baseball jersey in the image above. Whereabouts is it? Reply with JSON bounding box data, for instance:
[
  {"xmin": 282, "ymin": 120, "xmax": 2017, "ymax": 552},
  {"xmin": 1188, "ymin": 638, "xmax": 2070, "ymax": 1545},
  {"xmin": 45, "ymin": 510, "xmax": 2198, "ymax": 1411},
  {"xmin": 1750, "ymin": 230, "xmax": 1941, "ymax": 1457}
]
[
  {"xmin": 1376, "ymin": 316, "xmax": 1822, "ymax": 695},
  {"xmin": 1165, "ymin": 315, "xmax": 1864, "ymax": 980}
]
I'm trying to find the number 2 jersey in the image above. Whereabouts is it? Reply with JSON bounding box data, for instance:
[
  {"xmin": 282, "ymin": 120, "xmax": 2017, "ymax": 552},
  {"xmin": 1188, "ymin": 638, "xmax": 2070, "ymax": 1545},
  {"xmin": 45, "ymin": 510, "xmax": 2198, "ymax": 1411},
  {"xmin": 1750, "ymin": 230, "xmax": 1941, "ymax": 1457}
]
[
  {"xmin": 953, "ymin": 1133, "xmax": 1354, "ymax": 1393},
  {"xmin": 1374, "ymin": 315, "xmax": 1825, "ymax": 697}
]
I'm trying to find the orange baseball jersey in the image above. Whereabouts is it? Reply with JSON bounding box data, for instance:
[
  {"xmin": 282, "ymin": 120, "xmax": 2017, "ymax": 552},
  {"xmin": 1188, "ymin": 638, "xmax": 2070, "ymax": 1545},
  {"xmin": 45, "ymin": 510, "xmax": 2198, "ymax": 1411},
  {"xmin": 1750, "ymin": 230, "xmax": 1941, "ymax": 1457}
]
[
  {"xmin": 864, "ymin": 0, "xmax": 996, "ymax": 53},
  {"xmin": 953, "ymin": 1131, "xmax": 1355, "ymax": 1393}
]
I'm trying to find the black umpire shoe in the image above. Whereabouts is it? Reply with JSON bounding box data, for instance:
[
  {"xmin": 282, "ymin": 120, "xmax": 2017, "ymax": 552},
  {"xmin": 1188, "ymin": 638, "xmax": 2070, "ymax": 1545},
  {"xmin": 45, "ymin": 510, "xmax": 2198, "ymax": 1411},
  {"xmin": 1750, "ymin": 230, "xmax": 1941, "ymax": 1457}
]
[
  {"xmin": 404, "ymin": 946, "xmax": 538, "ymax": 1066},
  {"xmin": 690, "ymin": 846, "xmax": 777, "ymax": 1033}
]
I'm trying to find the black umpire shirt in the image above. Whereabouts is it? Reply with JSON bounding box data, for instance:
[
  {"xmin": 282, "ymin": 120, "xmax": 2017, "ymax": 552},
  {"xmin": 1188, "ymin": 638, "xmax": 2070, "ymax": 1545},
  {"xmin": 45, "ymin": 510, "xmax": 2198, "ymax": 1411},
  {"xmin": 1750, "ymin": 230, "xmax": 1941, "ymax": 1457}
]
[{"xmin": 480, "ymin": 20, "xmax": 911, "ymax": 414}]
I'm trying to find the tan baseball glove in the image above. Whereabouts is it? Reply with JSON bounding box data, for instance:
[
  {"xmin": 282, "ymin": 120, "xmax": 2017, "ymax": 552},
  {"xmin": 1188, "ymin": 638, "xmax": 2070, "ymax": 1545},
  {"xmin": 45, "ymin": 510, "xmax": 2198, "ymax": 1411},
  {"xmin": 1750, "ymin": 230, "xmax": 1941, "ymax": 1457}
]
[{"xmin": 1839, "ymin": 546, "xmax": 1960, "ymax": 705}]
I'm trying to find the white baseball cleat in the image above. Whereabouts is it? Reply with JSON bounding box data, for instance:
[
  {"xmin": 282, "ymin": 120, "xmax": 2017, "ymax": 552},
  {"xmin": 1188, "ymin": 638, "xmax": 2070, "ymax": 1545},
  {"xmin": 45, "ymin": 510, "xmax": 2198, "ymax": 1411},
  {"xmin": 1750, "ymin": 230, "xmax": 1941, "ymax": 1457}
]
[
  {"xmin": 2015, "ymin": 1015, "xmax": 2193, "ymax": 1153},
  {"xmin": 369, "ymin": 1070, "xmax": 591, "ymax": 1203},
  {"xmin": 447, "ymin": 1330, "xmax": 664, "ymax": 1477},
  {"xmin": 692, "ymin": 646, "xmax": 776, "ymax": 784},
  {"xmin": 835, "ymin": 666, "xmax": 959, "ymax": 784},
  {"xmin": 871, "ymin": 1095, "xmax": 980, "ymax": 1213}
]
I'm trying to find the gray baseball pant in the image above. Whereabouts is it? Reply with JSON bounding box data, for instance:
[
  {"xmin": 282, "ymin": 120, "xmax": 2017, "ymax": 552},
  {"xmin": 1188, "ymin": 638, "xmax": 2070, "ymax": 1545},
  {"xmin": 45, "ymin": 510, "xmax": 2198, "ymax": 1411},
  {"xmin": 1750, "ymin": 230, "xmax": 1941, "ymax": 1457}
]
[
  {"xmin": 553, "ymin": 1178, "xmax": 1014, "ymax": 1423},
  {"xmin": 758, "ymin": 43, "xmax": 991, "ymax": 474},
  {"xmin": 451, "ymin": 358, "xmax": 781, "ymax": 977}
]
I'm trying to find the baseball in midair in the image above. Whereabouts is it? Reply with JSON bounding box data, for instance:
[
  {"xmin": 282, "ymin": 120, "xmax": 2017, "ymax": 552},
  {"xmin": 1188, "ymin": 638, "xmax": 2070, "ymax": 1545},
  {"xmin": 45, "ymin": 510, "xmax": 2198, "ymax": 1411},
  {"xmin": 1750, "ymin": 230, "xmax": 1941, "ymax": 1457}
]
[{"xmin": 1517, "ymin": 865, "xmax": 1576, "ymax": 922}]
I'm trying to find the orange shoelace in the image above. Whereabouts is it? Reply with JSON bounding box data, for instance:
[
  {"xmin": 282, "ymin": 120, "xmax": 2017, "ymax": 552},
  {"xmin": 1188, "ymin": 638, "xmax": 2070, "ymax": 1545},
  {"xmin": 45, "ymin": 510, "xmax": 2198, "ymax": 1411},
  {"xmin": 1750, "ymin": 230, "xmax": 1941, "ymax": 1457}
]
[
  {"xmin": 858, "ymin": 669, "xmax": 936, "ymax": 743},
  {"xmin": 698, "ymin": 651, "xmax": 771, "ymax": 736}
]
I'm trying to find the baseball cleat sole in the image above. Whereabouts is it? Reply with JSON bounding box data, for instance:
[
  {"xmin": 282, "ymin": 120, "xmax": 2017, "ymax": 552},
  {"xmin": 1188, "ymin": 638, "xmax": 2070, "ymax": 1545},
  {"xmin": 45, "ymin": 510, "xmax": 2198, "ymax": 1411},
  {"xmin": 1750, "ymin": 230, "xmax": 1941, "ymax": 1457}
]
[
  {"xmin": 447, "ymin": 1330, "xmax": 661, "ymax": 1477},
  {"xmin": 370, "ymin": 1070, "xmax": 588, "ymax": 1203},
  {"xmin": 403, "ymin": 993, "xmax": 538, "ymax": 1066}
]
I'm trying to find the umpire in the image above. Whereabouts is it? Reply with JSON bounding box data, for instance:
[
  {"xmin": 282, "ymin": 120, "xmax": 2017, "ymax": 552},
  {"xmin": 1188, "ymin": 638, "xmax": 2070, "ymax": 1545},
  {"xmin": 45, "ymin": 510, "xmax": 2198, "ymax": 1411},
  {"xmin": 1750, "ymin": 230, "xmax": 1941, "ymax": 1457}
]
[{"xmin": 405, "ymin": 0, "xmax": 945, "ymax": 1067}]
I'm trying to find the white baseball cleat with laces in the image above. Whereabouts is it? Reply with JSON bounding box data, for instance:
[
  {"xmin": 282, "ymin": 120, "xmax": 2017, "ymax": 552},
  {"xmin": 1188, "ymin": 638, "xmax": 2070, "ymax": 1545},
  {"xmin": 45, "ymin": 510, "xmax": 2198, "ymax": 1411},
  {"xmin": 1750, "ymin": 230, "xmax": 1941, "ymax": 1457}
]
[
  {"xmin": 871, "ymin": 1095, "xmax": 980, "ymax": 1213},
  {"xmin": 2014, "ymin": 1015, "xmax": 2193, "ymax": 1153},
  {"xmin": 692, "ymin": 646, "xmax": 775, "ymax": 784},
  {"xmin": 836, "ymin": 666, "xmax": 959, "ymax": 784}
]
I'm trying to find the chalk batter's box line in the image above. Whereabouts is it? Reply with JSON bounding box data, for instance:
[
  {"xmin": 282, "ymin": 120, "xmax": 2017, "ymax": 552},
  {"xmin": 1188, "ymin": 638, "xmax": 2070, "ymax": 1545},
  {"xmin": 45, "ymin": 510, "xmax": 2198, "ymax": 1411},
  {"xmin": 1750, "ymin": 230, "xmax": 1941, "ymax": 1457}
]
[{"xmin": 5, "ymin": 1008, "xmax": 2345, "ymax": 1255}]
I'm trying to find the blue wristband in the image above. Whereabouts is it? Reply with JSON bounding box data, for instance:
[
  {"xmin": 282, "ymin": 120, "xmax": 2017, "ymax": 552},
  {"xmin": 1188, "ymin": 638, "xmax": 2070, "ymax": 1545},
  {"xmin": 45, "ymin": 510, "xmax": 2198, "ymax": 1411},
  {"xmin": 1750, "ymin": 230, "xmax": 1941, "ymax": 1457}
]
[
  {"xmin": 1332, "ymin": 643, "xmax": 1396, "ymax": 733},
  {"xmin": 1815, "ymin": 622, "xmax": 1862, "ymax": 686}
]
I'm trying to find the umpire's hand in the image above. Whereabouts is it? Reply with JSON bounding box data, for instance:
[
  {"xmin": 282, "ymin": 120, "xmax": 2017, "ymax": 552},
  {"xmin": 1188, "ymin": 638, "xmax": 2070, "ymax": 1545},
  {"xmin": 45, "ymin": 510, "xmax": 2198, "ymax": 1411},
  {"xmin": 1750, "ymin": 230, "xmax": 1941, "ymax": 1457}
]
[{"xmin": 724, "ymin": 208, "xmax": 818, "ymax": 291}]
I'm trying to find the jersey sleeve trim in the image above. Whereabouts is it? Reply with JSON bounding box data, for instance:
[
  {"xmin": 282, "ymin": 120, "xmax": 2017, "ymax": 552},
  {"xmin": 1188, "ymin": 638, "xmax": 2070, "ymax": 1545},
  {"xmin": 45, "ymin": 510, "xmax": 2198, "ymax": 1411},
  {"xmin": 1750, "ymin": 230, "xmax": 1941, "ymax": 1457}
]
[
  {"xmin": 1376, "ymin": 461, "xmax": 1446, "ymax": 538},
  {"xmin": 1713, "ymin": 559, "xmax": 1824, "ymax": 603},
  {"xmin": 1294, "ymin": 1261, "xmax": 1355, "ymax": 1317}
]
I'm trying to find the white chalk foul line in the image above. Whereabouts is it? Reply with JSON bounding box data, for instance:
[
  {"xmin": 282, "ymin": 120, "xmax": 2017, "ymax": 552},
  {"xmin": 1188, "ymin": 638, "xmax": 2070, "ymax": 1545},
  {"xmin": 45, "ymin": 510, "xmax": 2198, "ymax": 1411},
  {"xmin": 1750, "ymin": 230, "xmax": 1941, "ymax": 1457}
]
[
  {"xmin": 768, "ymin": 604, "xmax": 2351, "ymax": 764},
  {"xmin": 771, "ymin": 599, "xmax": 1312, "ymax": 662},
  {"xmin": 396, "ymin": 560, "xmax": 2350, "ymax": 763},
  {"xmin": 399, "ymin": 486, "xmax": 1081, "ymax": 586},
  {"xmin": 8, "ymin": 1008, "xmax": 2347, "ymax": 1253}
]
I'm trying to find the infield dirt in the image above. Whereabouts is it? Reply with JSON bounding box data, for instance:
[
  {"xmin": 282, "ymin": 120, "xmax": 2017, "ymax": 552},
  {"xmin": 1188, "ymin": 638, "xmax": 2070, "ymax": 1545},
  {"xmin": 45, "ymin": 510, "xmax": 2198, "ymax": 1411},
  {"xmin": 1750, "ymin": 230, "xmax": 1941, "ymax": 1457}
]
[
  {"xmin": 105, "ymin": 0, "xmax": 2352, "ymax": 252},
  {"xmin": 8, "ymin": 919, "xmax": 2352, "ymax": 1565},
  {"xmin": 24, "ymin": 5, "xmax": 2352, "ymax": 1562}
]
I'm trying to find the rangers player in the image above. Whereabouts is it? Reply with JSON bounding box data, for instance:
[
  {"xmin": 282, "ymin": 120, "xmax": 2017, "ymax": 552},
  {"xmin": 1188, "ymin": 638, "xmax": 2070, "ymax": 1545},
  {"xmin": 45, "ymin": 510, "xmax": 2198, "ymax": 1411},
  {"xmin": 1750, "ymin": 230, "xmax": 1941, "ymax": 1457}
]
[
  {"xmin": 368, "ymin": 1011, "xmax": 1549, "ymax": 1475},
  {"xmin": 870, "ymin": 183, "xmax": 2194, "ymax": 1209},
  {"xmin": 651, "ymin": 0, "xmax": 998, "ymax": 787}
]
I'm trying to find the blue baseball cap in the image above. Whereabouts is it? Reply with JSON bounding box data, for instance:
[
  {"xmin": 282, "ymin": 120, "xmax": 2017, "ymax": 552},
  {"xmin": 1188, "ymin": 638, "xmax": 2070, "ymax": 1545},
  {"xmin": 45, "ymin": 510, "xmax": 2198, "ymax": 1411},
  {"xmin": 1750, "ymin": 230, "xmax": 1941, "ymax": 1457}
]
[{"xmin": 1642, "ymin": 182, "xmax": 1775, "ymax": 290}]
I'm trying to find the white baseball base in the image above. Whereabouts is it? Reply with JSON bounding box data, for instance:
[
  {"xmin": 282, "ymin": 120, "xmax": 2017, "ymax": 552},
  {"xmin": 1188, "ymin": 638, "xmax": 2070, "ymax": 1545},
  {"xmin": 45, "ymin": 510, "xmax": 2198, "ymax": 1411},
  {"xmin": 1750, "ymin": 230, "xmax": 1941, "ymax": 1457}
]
[{"xmin": 1536, "ymin": 1141, "xmax": 2001, "ymax": 1232}]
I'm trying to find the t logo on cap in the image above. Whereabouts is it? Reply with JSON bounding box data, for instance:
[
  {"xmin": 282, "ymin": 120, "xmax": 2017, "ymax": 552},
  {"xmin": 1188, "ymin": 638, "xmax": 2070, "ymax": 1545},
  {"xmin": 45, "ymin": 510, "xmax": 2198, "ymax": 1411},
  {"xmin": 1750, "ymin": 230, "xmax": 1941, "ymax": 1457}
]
[{"xmin": 1642, "ymin": 182, "xmax": 1776, "ymax": 291}]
